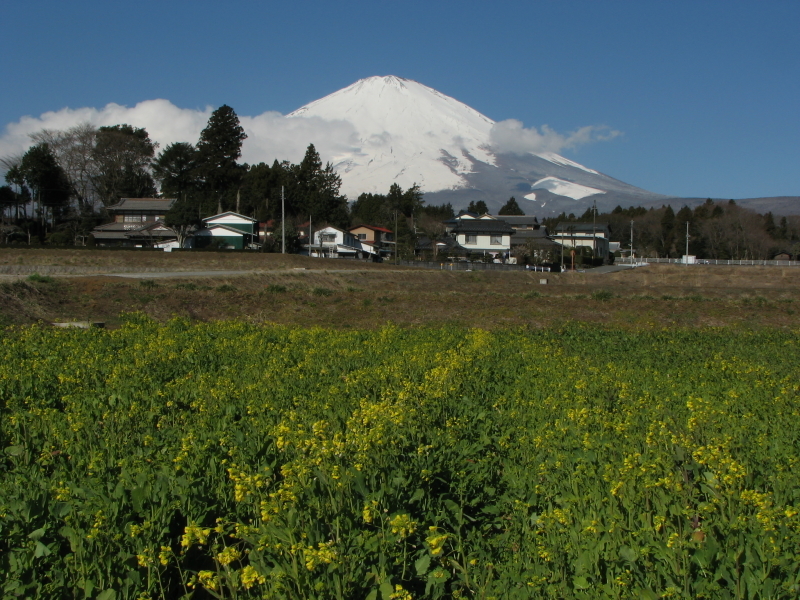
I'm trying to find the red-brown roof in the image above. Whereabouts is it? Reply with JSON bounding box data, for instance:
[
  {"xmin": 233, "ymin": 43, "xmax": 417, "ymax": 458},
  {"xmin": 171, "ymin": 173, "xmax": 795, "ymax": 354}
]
[{"xmin": 349, "ymin": 225, "xmax": 392, "ymax": 233}]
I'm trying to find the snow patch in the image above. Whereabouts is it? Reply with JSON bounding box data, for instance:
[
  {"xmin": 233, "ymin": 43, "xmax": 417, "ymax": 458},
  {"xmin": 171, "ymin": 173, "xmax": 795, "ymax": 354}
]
[
  {"xmin": 537, "ymin": 152, "xmax": 599, "ymax": 175},
  {"xmin": 529, "ymin": 177, "xmax": 605, "ymax": 200}
]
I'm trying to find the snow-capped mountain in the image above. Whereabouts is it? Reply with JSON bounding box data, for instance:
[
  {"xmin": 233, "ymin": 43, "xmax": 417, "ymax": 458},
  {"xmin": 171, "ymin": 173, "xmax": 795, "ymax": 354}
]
[{"xmin": 286, "ymin": 76, "xmax": 666, "ymax": 215}]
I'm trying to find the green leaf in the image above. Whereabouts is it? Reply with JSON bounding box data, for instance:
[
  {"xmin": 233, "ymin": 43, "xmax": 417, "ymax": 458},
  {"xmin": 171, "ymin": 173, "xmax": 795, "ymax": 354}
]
[
  {"xmin": 28, "ymin": 527, "xmax": 46, "ymax": 541},
  {"xmin": 364, "ymin": 590, "xmax": 377, "ymax": 600},
  {"xmin": 4, "ymin": 445, "xmax": 23, "ymax": 456},
  {"xmin": 96, "ymin": 589, "xmax": 116, "ymax": 600},
  {"xmin": 415, "ymin": 554, "xmax": 431, "ymax": 576},
  {"xmin": 619, "ymin": 546, "xmax": 638, "ymax": 563},
  {"xmin": 34, "ymin": 542, "xmax": 51, "ymax": 558},
  {"xmin": 573, "ymin": 576, "xmax": 591, "ymax": 590},
  {"xmin": 379, "ymin": 580, "xmax": 393, "ymax": 600}
]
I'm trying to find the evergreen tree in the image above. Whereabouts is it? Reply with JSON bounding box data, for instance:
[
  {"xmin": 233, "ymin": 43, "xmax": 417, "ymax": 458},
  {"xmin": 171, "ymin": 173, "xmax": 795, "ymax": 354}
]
[
  {"xmin": 467, "ymin": 200, "xmax": 488, "ymax": 214},
  {"xmin": 152, "ymin": 142, "xmax": 198, "ymax": 201},
  {"xmin": 420, "ymin": 203, "xmax": 454, "ymax": 221},
  {"xmin": 240, "ymin": 162, "xmax": 285, "ymax": 221},
  {"xmin": 659, "ymin": 205, "xmax": 676, "ymax": 256},
  {"xmin": 292, "ymin": 144, "xmax": 348, "ymax": 227},
  {"xmin": 351, "ymin": 192, "xmax": 389, "ymax": 226},
  {"xmin": 499, "ymin": 197, "xmax": 524, "ymax": 215},
  {"xmin": 195, "ymin": 105, "xmax": 247, "ymax": 213},
  {"xmin": 164, "ymin": 198, "xmax": 202, "ymax": 248},
  {"xmin": 20, "ymin": 143, "xmax": 72, "ymax": 224},
  {"xmin": 764, "ymin": 212, "xmax": 777, "ymax": 237}
]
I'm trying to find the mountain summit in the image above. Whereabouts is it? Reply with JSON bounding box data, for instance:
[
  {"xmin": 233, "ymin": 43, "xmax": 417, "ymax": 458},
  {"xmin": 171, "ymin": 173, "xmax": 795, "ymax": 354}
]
[{"xmin": 287, "ymin": 76, "xmax": 664, "ymax": 213}]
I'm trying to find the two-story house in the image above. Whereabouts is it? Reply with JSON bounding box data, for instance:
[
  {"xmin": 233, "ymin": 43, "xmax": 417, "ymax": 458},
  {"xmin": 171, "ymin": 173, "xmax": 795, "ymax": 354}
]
[
  {"xmin": 448, "ymin": 213, "xmax": 514, "ymax": 254},
  {"xmin": 551, "ymin": 222, "xmax": 611, "ymax": 259},
  {"xmin": 348, "ymin": 225, "xmax": 394, "ymax": 257},
  {"xmin": 90, "ymin": 198, "xmax": 176, "ymax": 246},
  {"xmin": 308, "ymin": 226, "xmax": 376, "ymax": 259}
]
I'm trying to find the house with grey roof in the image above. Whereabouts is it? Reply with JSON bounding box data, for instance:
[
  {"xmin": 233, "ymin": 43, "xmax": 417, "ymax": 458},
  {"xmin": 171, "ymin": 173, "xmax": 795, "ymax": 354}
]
[
  {"xmin": 448, "ymin": 214, "xmax": 515, "ymax": 254},
  {"xmin": 552, "ymin": 222, "xmax": 611, "ymax": 259},
  {"xmin": 90, "ymin": 198, "xmax": 177, "ymax": 246}
]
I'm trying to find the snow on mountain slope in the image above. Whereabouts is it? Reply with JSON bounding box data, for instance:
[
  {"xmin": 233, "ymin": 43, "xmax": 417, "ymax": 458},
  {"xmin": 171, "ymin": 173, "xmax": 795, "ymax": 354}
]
[
  {"xmin": 525, "ymin": 177, "xmax": 605, "ymax": 201},
  {"xmin": 288, "ymin": 76, "xmax": 498, "ymax": 196},
  {"xmin": 285, "ymin": 76, "xmax": 662, "ymax": 213},
  {"xmin": 537, "ymin": 152, "xmax": 599, "ymax": 175}
]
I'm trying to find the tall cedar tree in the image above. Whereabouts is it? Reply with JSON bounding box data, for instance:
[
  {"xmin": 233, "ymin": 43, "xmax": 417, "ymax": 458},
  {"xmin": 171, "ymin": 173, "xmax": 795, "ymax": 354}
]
[
  {"xmin": 498, "ymin": 196, "xmax": 524, "ymax": 215},
  {"xmin": 293, "ymin": 144, "xmax": 348, "ymax": 228},
  {"xmin": 152, "ymin": 142, "xmax": 199, "ymax": 201},
  {"xmin": 92, "ymin": 125, "xmax": 157, "ymax": 205},
  {"xmin": 195, "ymin": 105, "xmax": 247, "ymax": 213}
]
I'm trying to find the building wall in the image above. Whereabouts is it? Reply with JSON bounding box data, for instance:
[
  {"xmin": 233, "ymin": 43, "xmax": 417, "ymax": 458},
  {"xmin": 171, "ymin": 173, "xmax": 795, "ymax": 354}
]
[{"xmin": 456, "ymin": 233, "xmax": 511, "ymax": 252}]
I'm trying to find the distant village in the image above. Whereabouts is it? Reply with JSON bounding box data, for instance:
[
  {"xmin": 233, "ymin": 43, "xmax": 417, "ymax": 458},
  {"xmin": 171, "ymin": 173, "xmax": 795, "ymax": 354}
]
[
  {"xmin": 3, "ymin": 106, "xmax": 797, "ymax": 265},
  {"xmin": 88, "ymin": 196, "xmax": 623, "ymax": 270}
]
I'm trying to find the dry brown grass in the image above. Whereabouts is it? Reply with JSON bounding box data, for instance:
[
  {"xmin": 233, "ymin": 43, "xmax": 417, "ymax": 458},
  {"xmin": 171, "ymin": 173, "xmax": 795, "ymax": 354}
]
[{"xmin": 1, "ymin": 249, "xmax": 799, "ymax": 329}]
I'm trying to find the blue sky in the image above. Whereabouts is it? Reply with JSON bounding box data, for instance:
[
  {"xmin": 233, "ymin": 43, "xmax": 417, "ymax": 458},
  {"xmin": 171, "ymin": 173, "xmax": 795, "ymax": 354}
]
[{"xmin": 2, "ymin": 0, "xmax": 798, "ymax": 199}]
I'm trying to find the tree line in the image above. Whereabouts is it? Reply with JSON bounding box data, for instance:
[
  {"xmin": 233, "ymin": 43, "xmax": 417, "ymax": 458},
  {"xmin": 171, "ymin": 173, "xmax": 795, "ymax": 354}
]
[
  {"xmin": 542, "ymin": 200, "xmax": 800, "ymax": 260},
  {"xmin": 0, "ymin": 104, "xmax": 453, "ymax": 253}
]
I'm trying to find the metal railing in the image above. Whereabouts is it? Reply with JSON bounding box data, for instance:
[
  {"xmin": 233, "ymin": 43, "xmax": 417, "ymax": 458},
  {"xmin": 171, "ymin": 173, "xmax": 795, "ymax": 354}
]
[{"xmin": 617, "ymin": 257, "xmax": 800, "ymax": 267}]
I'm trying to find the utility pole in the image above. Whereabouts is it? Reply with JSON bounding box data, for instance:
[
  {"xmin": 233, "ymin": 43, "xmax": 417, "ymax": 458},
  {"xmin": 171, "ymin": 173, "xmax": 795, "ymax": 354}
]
[
  {"xmin": 630, "ymin": 220, "xmax": 634, "ymax": 264},
  {"xmin": 309, "ymin": 215, "xmax": 312, "ymax": 257},
  {"xmin": 281, "ymin": 186, "xmax": 285, "ymax": 254},
  {"xmin": 592, "ymin": 198, "xmax": 597, "ymax": 264},
  {"xmin": 394, "ymin": 210, "xmax": 398, "ymax": 265},
  {"xmin": 685, "ymin": 221, "xmax": 690, "ymax": 263}
]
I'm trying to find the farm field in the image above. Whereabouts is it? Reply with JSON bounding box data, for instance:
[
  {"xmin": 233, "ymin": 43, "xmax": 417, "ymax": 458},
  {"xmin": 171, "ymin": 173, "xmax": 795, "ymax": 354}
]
[
  {"xmin": 1, "ymin": 319, "xmax": 800, "ymax": 599},
  {"xmin": 1, "ymin": 249, "xmax": 800, "ymax": 329}
]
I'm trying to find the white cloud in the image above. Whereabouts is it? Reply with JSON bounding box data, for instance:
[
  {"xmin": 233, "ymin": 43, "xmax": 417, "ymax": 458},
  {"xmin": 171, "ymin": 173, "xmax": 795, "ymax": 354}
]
[
  {"xmin": 489, "ymin": 119, "xmax": 621, "ymax": 155},
  {"xmin": 0, "ymin": 99, "xmax": 360, "ymax": 170}
]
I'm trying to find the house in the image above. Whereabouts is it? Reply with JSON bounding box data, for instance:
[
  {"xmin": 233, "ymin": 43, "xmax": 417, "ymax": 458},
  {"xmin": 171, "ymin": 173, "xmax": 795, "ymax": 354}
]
[
  {"xmin": 308, "ymin": 226, "xmax": 376, "ymax": 259},
  {"xmin": 90, "ymin": 197, "xmax": 176, "ymax": 246},
  {"xmin": 773, "ymin": 251, "xmax": 793, "ymax": 261},
  {"xmin": 447, "ymin": 213, "xmax": 515, "ymax": 254},
  {"xmin": 349, "ymin": 225, "xmax": 394, "ymax": 257},
  {"xmin": 551, "ymin": 222, "xmax": 611, "ymax": 259},
  {"xmin": 415, "ymin": 235, "xmax": 467, "ymax": 259},
  {"xmin": 191, "ymin": 212, "xmax": 260, "ymax": 249}
]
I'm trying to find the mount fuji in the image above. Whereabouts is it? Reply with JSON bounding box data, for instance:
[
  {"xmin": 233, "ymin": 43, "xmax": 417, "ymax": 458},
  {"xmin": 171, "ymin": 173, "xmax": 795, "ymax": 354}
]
[{"xmin": 285, "ymin": 76, "xmax": 667, "ymax": 215}]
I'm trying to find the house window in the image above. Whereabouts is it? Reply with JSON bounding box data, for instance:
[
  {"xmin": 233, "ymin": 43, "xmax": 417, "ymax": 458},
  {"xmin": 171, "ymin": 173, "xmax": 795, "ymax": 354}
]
[
  {"xmin": 124, "ymin": 215, "xmax": 143, "ymax": 222},
  {"xmin": 490, "ymin": 235, "xmax": 502, "ymax": 245},
  {"xmin": 357, "ymin": 233, "xmax": 367, "ymax": 240},
  {"xmin": 465, "ymin": 234, "xmax": 477, "ymax": 245},
  {"xmin": 321, "ymin": 234, "xmax": 336, "ymax": 243}
]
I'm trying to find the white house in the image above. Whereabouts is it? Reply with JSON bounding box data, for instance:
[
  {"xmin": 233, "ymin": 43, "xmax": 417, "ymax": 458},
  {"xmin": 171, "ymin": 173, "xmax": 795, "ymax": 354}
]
[
  {"xmin": 191, "ymin": 212, "xmax": 259, "ymax": 249},
  {"xmin": 551, "ymin": 223, "xmax": 611, "ymax": 259},
  {"xmin": 448, "ymin": 214, "xmax": 514, "ymax": 254},
  {"xmin": 308, "ymin": 226, "xmax": 376, "ymax": 259}
]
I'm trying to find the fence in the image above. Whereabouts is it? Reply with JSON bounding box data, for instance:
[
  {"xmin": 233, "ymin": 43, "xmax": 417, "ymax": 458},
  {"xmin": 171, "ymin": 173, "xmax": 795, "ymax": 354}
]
[
  {"xmin": 396, "ymin": 260, "xmax": 534, "ymax": 272},
  {"xmin": 617, "ymin": 257, "xmax": 800, "ymax": 267}
]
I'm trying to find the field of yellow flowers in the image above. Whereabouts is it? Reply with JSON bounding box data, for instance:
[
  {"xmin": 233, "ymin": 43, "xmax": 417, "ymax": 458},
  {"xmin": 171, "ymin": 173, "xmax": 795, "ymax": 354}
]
[{"xmin": 2, "ymin": 315, "xmax": 800, "ymax": 599}]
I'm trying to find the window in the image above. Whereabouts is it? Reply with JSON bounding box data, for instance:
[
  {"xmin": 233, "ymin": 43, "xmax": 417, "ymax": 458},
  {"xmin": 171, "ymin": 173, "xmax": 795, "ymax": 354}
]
[
  {"xmin": 490, "ymin": 235, "xmax": 502, "ymax": 245},
  {"xmin": 321, "ymin": 234, "xmax": 336, "ymax": 243},
  {"xmin": 465, "ymin": 234, "xmax": 477, "ymax": 245},
  {"xmin": 124, "ymin": 215, "xmax": 143, "ymax": 222},
  {"xmin": 357, "ymin": 233, "xmax": 367, "ymax": 240}
]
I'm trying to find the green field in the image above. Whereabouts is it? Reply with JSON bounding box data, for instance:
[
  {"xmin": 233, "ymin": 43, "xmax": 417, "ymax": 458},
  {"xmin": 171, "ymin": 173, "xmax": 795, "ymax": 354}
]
[{"xmin": 2, "ymin": 318, "xmax": 800, "ymax": 599}]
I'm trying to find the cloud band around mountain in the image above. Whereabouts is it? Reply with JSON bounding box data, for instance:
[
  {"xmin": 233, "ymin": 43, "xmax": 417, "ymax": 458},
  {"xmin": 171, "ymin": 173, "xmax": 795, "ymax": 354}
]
[
  {"xmin": 489, "ymin": 119, "xmax": 622, "ymax": 155},
  {"xmin": 0, "ymin": 99, "xmax": 620, "ymax": 191}
]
